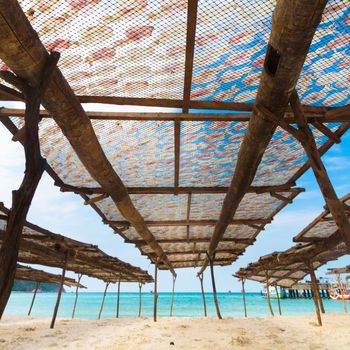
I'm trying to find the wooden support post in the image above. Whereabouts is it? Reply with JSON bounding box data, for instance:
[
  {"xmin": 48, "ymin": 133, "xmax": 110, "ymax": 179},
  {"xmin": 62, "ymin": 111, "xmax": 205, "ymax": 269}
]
[
  {"xmin": 50, "ymin": 252, "xmax": 68, "ymax": 329},
  {"xmin": 138, "ymin": 282, "xmax": 142, "ymax": 318},
  {"xmin": 337, "ymin": 274, "xmax": 347, "ymax": 313},
  {"xmin": 28, "ymin": 282, "xmax": 40, "ymax": 316},
  {"xmin": 116, "ymin": 280, "xmax": 121, "ymax": 318},
  {"xmin": 241, "ymin": 279, "xmax": 247, "ymax": 318},
  {"xmin": 170, "ymin": 275, "xmax": 176, "ymax": 317},
  {"xmin": 265, "ymin": 272, "xmax": 274, "ymax": 317},
  {"xmin": 207, "ymin": 253, "xmax": 222, "ymax": 319},
  {"xmin": 154, "ymin": 263, "xmax": 158, "ymax": 322},
  {"xmin": 275, "ymin": 285, "xmax": 282, "ymax": 316},
  {"xmin": 72, "ymin": 274, "xmax": 82, "ymax": 319},
  {"xmin": 198, "ymin": 273, "xmax": 207, "ymax": 317},
  {"xmin": 0, "ymin": 52, "xmax": 59, "ymax": 319},
  {"xmin": 98, "ymin": 282, "xmax": 110, "ymax": 320},
  {"xmin": 308, "ymin": 263, "xmax": 322, "ymax": 326}
]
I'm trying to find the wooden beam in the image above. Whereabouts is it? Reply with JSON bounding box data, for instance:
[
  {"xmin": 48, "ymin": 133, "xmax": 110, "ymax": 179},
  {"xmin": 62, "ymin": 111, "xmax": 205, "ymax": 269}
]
[
  {"xmin": 128, "ymin": 238, "xmax": 254, "ymax": 245},
  {"xmin": 308, "ymin": 263, "xmax": 322, "ymax": 326},
  {"xmin": 241, "ymin": 278, "xmax": 247, "ymax": 318},
  {"xmin": 0, "ymin": 53, "xmax": 58, "ymax": 318},
  {"xmin": 0, "ymin": 0, "xmax": 176, "ymax": 276},
  {"xmin": 186, "ymin": 193, "xmax": 192, "ymax": 242},
  {"xmin": 270, "ymin": 192, "xmax": 293, "ymax": 204},
  {"xmin": 182, "ymin": 0, "xmax": 198, "ymax": 113},
  {"xmin": 325, "ymin": 104, "xmax": 350, "ymax": 122},
  {"xmin": 170, "ymin": 275, "xmax": 176, "ymax": 317},
  {"xmin": 1, "ymin": 107, "xmax": 344, "ymax": 123},
  {"xmin": 72, "ymin": 274, "xmax": 82, "ymax": 319},
  {"xmin": 198, "ymin": 0, "xmax": 328, "ymax": 274},
  {"xmin": 148, "ymin": 249, "xmax": 240, "ymax": 256},
  {"xmin": 84, "ymin": 193, "xmax": 108, "ymax": 206},
  {"xmin": 28, "ymin": 282, "xmax": 39, "ymax": 316},
  {"xmin": 311, "ymin": 121, "xmax": 341, "ymax": 144},
  {"xmin": 275, "ymin": 285, "xmax": 282, "ymax": 316},
  {"xmin": 174, "ymin": 120, "xmax": 180, "ymax": 192},
  {"xmin": 198, "ymin": 273, "xmax": 207, "ymax": 317},
  {"xmin": 138, "ymin": 282, "xmax": 142, "ymax": 317},
  {"xmin": 98, "ymin": 282, "xmax": 110, "ymax": 320},
  {"xmin": 207, "ymin": 253, "xmax": 222, "ymax": 319},
  {"xmin": 58, "ymin": 183, "xmax": 302, "ymax": 195},
  {"xmin": 153, "ymin": 263, "xmax": 158, "ymax": 322},
  {"xmin": 290, "ymin": 91, "xmax": 350, "ymax": 248},
  {"xmin": 116, "ymin": 279, "xmax": 121, "ymax": 318},
  {"xmin": 50, "ymin": 252, "xmax": 68, "ymax": 329},
  {"xmin": 265, "ymin": 271, "xmax": 274, "ymax": 317},
  {"xmin": 109, "ymin": 219, "xmax": 270, "ymax": 227}
]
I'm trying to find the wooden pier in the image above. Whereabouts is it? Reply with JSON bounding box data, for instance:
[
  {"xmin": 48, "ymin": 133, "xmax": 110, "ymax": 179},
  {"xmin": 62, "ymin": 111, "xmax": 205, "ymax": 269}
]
[{"xmin": 284, "ymin": 282, "xmax": 330, "ymax": 299}]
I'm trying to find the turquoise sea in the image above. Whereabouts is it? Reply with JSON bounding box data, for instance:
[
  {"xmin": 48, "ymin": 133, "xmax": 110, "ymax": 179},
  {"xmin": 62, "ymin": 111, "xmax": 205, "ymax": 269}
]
[{"xmin": 4, "ymin": 292, "xmax": 348, "ymax": 319}]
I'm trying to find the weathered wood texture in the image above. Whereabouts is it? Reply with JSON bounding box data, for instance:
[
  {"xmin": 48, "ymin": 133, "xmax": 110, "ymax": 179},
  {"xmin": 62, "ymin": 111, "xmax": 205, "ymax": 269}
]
[
  {"xmin": 198, "ymin": 274, "xmax": 207, "ymax": 317},
  {"xmin": 98, "ymin": 282, "xmax": 110, "ymax": 320},
  {"xmin": 241, "ymin": 279, "xmax": 247, "ymax": 318},
  {"xmin": 266, "ymin": 272, "xmax": 274, "ymax": 317},
  {"xmin": 153, "ymin": 264, "xmax": 158, "ymax": 322},
  {"xmin": 0, "ymin": 0, "xmax": 175, "ymax": 276},
  {"xmin": 275, "ymin": 285, "xmax": 282, "ymax": 316},
  {"xmin": 0, "ymin": 53, "xmax": 58, "ymax": 318},
  {"xmin": 138, "ymin": 282, "xmax": 142, "ymax": 318},
  {"xmin": 50, "ymin": 253, "xmax": 68, "ymax": 329},
  {"xmin": 116, "ymin": 280, "xmax": 121, "ymax": 318},
  {"xmin": 198, "ymin": 0, "xmax": 327, "ymax": 274},
  {"xmin": 28, "ymin": 282, "xmax": 39, "ymax": 316},
  {"xmin": 72, "ymin": 274, "xmax": 83, "ymax": 319},
  {"xmin": 170, "ymin": 275, "xmax": 176, "ymax": 317},
  {"xmin": 208, "ymin": 254, "xmax": 222, "ymax": 319},
  {"xmin": 309, "ymin": 264, "xmax": 322, "ymax": 326}
]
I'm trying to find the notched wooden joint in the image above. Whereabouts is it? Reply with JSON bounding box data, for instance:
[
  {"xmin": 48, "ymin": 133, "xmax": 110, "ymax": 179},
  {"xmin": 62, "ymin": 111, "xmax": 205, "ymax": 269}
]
[{"xmin": 264, "ymin": 44, "xmax": 281, "ymax": 77}]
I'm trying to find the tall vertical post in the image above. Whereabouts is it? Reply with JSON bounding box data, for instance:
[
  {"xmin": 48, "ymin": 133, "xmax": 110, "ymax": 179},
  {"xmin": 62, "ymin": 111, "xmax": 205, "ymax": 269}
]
[
  {"xmin": 153, "ymin": 263, "xmax": 158, "ymax": 322},
  {"xmin": 274, "ymin": 285, "xmax": 282, "ymax": 316},
  {"xmin": 313, "ymin": 274, "xmax": 325, "ymax": 314},
  {"xmin": 116, "ymin": 279, "xmax": 121, "ymax": 318},
  {"xmin": 0, "ymin": 52, "xmax": 59, "ymax": 319},
  {"xmin": 265, "ymin": 271, "xmax": 274, "ymax": 317},
  {"xmin": 50, "ymin": 251, "xmax": 68, "ymax": 329},
  {"xmin": 98, "ymin": 282, "xmax": 110, "ymax": 320},
  {"xmin": 207, "ymin": 253, "xmax": 222, "ymax": 319},
  {"xmin": 337, "ymin": 274, "xmax": 347, "ymax": 313},
  {"xmin": 170, "ymin": 275, "xmax": 176, "ymax": 317},
  {"xmin": 138, "ymin": 282, "xmax": 142, "ymax": 318},
  {"xmin": 241, "ymin": 278, "xmax": 247, "ymax": 318},
  {"xmin": 308, "ymin": 262, "xmax": 322, "ymax": 326},
  {"xmin": 198, "ymin": 273, "xmax": 207, "ymax": 317},
  {"xmin": 72, "ymin": 274, "xmax": 82, "ymax": 319},
  {"xmin": 28, "ymin": 282, "xmax": 40, "ymax": 316}
]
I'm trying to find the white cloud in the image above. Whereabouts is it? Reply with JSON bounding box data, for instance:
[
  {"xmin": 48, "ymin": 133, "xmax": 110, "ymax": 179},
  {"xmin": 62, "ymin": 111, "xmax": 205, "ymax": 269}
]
[{"xmin": 324, "ymin": 156, "xmax": 350, "ymax": 171}]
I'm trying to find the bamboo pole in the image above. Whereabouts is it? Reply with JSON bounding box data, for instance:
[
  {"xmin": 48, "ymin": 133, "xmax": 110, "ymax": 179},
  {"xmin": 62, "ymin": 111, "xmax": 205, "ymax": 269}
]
[
  {"xmin": 28, "ymin": 282, "xmax": 39, "ymax": 316},
  {"xmin": 72, "ymin": 274, "xmax": 82, "ymax": 319},
  {"xmin": 241, "ymin": 279, "xmax": 247, "ymax": 318},
  {"xmin": 98, "ymin": 282, "xmax": 110, "ymax": 320},
  {"xmin": 116, "ymin": 280, "xmax": 121, "ymax": 318},
  {"xmin": 198, "ymin": 273, "xmax": 207, "ymax": 317},
  {"xmin": 337, "ymin": 274, "xmax": 347, "ymax": 313},
  {"xmin": 265, "ymin": 272, "xmax": 274, "ymax": 317},
  {"xmin": 50, "ymin": 252, "xmax": 68, "ymax": 329},
  {"xmin": 274, "ymin": 285, "xmax": 282, "ymax": 316},
  {"xmin": 207, "ymin": 253, "xmax": 222, "ymax": 319},
  {"xmin": 308, "ymin": 263, "xmax": 322, "ymax": 326},
  {"xmin": 154, "ymin": 263, "xmax": 158, "ymax": 322},
  {"xmin": 138, "ymin": 282, "xmax": 142, "ymax": 318},
  {"xmin": 170, "ymin": 275, "xmax": 176, "ymax": 317},
  {"xmin": 0, "ymin": 53, "xmax": 59, "ymax": 318}
]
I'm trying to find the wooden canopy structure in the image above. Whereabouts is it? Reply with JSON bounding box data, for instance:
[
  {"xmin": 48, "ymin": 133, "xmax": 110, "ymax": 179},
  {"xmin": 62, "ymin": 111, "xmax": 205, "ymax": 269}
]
[
  {"xmin": 294, "ymin": 193, "xmax": 350, "ymax": 243},
  {"xmin": 15, "ymin": 264, "xmax": 86, "ymax": 288},
  {"xmin": 0, "ymin": 203, "xmax": 153, "ymax": 284},
  {"xmin": 327, "ymin": 266, "xmax": 350, "ymax": 275},
  {"xmin": 0, "ymin": 0, "xmax": 349, "ymax": 277}
]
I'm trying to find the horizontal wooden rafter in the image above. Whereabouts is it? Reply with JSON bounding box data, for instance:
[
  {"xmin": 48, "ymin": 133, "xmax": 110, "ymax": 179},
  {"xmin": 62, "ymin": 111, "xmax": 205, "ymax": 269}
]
[{"xmin": 126, "ymin": 238, "xmax": 254, "ymax": 245}]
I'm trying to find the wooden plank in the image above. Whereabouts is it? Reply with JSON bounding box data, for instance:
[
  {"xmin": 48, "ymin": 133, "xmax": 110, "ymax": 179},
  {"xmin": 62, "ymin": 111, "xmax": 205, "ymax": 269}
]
[
  {"xmin": 0, "ymin": 0, "xmax": 176, "ymax": 276},
  {"xmin": 182, "ymin": 0, "xmax": 198, "ymax": 113},
  {"xmin": 109, "ymin": 219, "xmax": 271, "ymax": 227},
  {"xmin": 128, "ymin": 238, "xmax": 253, "ymax": 245},
  {"xmin": 2, "ymin": 107, "xmax": 345, "ymax": 122},
  {"xmin": 198, "ymin": 0, "xmax": 328, "ymax": 274}
]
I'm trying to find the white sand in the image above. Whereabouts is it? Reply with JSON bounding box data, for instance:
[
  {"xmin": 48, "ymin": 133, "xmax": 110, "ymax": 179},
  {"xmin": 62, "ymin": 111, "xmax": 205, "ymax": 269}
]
[{"xmin": 0, "ymin": 313, "xmax": 349, "ymax": 350}]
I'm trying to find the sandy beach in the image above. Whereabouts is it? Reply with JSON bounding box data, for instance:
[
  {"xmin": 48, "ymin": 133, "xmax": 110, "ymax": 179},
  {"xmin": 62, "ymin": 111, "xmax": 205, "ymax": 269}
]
[{"xmin": 0, "ymin": 313, "xmax": 349, "ymax": 350}]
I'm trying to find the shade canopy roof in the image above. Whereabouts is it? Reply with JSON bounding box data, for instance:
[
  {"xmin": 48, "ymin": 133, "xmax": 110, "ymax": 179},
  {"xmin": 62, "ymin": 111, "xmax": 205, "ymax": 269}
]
[
  {"xmin": 15, "ymin": 264, "xmax": 86, "ymax": 288},
  {"xmin": 0, "ymin": 1, "xmax": 348, "ymax": 108},
  {"xmin": 294, "ymin": 193, "xmax": 350, "ymax": 242},
  {"xmin": 0, "ymin": 203, "xmax": 153, "ymax": 283},
  {"xmin": 0, "ymin": 0, "xmax": 349, "ymax": 272}
]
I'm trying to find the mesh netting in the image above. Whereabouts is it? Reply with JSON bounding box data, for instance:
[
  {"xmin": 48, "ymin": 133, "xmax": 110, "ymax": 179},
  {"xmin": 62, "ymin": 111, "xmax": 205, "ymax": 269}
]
[{"xmin": 191, "ymin": 0, "xmax": 350, "ymax": 107}]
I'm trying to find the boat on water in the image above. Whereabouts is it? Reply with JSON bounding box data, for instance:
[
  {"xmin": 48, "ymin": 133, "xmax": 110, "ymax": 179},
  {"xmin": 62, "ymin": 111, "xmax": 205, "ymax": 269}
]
[{"xmin": 261, "ymin": 286, "xmax": 286, "ymax": 299}]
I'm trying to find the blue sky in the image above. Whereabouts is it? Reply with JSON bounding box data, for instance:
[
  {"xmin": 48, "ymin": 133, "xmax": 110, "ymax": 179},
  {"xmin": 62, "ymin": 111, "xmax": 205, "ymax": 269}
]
[{"xmin": 0, "ymin": 101, "xmax": 349, "ymax": 293}]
